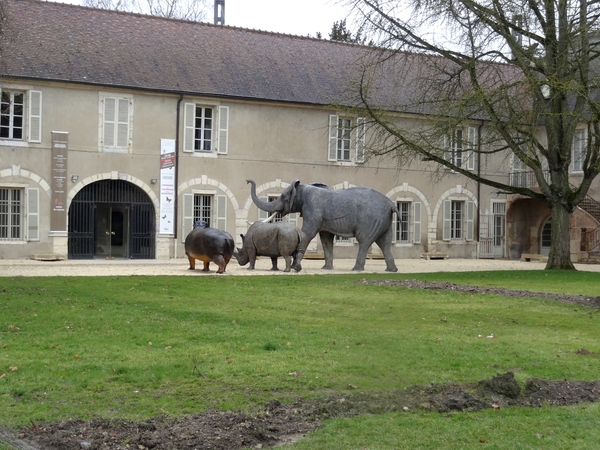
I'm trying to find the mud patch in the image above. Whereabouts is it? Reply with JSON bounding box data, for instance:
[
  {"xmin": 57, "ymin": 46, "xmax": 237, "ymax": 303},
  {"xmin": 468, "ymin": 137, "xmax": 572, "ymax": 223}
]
[
  {"xmin": 8, "ymin": 373, "xmax": 600, "ymax": 450},
  {"xmin": 358, "ymin": 279, "xmax": 600, "ymax": 308}
]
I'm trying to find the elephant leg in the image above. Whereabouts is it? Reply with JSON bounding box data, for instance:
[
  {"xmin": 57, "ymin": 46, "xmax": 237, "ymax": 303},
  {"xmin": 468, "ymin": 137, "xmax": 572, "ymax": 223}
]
[
  {"xmin": 292, "ymin": 228, "xmax": 317, "ymax": 272},
  {"xmin": 352, "ymin": 240, "xmax": 369, "ymax": 271},
  {"xmin": 291, "ymin": 252, "xmax": 302, "ymax": 272},
  {"xmin": 270, "ymin": 257, "xmax": 279, "ymax": 271},
  {"xmin": 376, "ymin": 231, "xmax": 398, "ymax": 272},
  {"xmin": 319, "ymin": 231, "xmax": 335, "ymax": 270}
]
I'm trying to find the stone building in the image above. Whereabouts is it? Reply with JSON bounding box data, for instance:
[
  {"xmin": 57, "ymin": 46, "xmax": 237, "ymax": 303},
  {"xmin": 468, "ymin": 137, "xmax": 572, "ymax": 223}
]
[{"xmin": 1, "ymin": 0, "xmax": 598, "ymax": 262}]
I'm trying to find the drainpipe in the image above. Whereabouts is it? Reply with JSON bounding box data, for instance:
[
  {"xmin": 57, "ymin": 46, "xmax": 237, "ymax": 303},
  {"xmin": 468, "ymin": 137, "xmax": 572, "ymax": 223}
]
[
  {"xmin": 173, "ymin": 94, "xmax": 183, "ymax": 257},
  {"xmin": 476, "ymin": 121, "xmax": 484, "ymax": 257}
]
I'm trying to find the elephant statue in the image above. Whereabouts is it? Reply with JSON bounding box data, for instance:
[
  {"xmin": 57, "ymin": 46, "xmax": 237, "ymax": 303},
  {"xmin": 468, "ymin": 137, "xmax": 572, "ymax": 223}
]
[
  {"xmin": 247, "ymin": 180, "xmax": 399, "ymax": 272},
  {"xmin": 233, "ymin": 221, "xmax": 304, "ymax": 272},
  {"xmin": 184, "ymin": 221, "xmax": 235, "ymax": 274}
]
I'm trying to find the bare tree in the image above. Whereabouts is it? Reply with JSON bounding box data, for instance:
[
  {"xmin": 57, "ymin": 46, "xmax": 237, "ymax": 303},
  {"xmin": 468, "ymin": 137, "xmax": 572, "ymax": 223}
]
[
  {"xmin": 344, "ymin": 0, "xmax": 600, "ymax": 270},
  {"xmin": 82, "ymin": 0, "xmax": 210, "ymax": 22}
]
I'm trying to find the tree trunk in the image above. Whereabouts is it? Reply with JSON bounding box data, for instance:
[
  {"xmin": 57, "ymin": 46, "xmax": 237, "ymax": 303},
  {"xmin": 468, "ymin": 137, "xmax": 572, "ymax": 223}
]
[{"xmin": 545, "ymin": 203, "xmax": 576, "ymax": 270}]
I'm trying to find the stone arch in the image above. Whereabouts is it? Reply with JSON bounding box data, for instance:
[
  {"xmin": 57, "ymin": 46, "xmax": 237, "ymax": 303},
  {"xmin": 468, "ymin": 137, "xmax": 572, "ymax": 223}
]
[
  {"xmin": 0, "ymin": 165, "xmax": 52, "ymax": 196},
  {"xmin": 386, "ymin": 183, "xmax": 432, "ymax": 222},
  {"xmin": 386, "ymin": 182, "xmax": 432, "ymax": 248},
  {"xmin": 431, "ymin": 185, "xmax": 478, "ymax": 245},
  {"xmin": 432, "ymin": 185, "xmax": 478, "ymax": 223},
  {"xmin": 178, "ymin": 175, "xmax": 240, "ymax": 239},
  {"xmin": 67, "ymin": 176, "xmax": 157, "ymax": 259},
  {"xmin": 69, "ymin": 172, "xmax": 159, "ymax": 208}
]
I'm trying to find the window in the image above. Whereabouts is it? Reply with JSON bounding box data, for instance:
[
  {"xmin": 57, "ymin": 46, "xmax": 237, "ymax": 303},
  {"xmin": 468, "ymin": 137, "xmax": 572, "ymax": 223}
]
[
  {"xmin": 442, "ymin": 199, "xmax": 474, "ymax": 241},
  {"xmin": 101, "ymin": 94, "xmax": 132, "ymax": 151},
  {"xmin": 1, "ymin": 92, "xmax": 23, "ymax": 140},
  {"xmin": 0, "ymin": 187, "xmax": 38, "ymax": 241},
  {"xmin": 571, "ymin": 129, "xmax": 586, "ymax": 173},
  {"xmin": 181, "ymin": 192, "xmax": 227, "ymax": 240},
  {"xmin": 510, "ymin": 154, "xmax": 529, "ymax": 187},
  {"xmin": 397, "ymin": 202, "xmax": 410, "ymax": 242},
  {"xmin": 193, "ymin": 107, "xmax": 213, "ymax": 152},
  {"xmin": 337, "ymin": 118, "xmax": 351, "ymax": 160},
  {"xmin": 394, "ymin": 201, "xmax": 422, "ymax": 244},
  {"xmin": 445, "ymin": 127, "xmax": 476, "ymax": 170},
  {"xmin": 492, "ymin": 202, "xmax": 506, "ymax": 246},
  {"xmin": 0, "ymin": 90, "xmax": 41, "ymax": 143},
  {"xmin": 328, "ymin": 114, "xmax": 365, "ymax": 163},
  {"xmin": 193, "ymin": 194, "xmax": 213, "ymax": 227},
  {"xmin": 0, "ymin": 188, "xmax": 22, "ymax": 240},
  {"xmin": 183, "ymin": 104, "xmax": 229, "ymax": 154}
]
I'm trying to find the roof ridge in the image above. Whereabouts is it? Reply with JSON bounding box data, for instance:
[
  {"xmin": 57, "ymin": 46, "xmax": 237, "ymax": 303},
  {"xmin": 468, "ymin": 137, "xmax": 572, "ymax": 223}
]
[{"xmin": 22, "ymin": 0, "xmax": 364, "ymax": 46}]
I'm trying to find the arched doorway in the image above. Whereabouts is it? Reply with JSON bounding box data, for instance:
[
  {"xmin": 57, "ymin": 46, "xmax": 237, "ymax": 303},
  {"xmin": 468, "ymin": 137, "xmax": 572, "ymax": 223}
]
[
  {"xmin": 540, "ymin": 218, "xmax": 552, "ymax": 256},
  {"xmin": 68, "ymin": 180, "xmax": 155, "ymax": 259}
]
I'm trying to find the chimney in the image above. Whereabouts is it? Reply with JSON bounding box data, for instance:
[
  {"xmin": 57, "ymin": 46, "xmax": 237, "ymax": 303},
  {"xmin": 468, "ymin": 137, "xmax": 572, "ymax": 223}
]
[
  {"xmin": 214, "ymin": 0, "xmax": 225, "ymax": 25},
  {"xmin": 512, "ymin": 14, "xmax": 523, "ymax": 59}
]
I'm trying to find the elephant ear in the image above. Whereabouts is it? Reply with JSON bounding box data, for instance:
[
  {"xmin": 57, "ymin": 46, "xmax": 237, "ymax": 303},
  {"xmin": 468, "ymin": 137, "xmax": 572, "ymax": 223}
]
[{"xmin": 289, "ymin": 180, "xmax": 300, "ymax": 213}]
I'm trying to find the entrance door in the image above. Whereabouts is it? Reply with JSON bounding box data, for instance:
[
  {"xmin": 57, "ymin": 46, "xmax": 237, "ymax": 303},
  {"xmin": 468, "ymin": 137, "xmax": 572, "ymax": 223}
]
[
  {"xmin": 95, "ymin": 204, "xmax": 130, "ymax": 259},
  {"xmin": 540, "ymin": 219, "xmax": 552, "ymax": 255}
]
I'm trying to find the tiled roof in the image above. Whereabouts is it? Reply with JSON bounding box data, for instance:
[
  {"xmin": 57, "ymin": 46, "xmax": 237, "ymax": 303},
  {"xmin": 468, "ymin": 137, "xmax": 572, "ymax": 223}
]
[
  {"xmin": 1, "ymin": 0, "xmax": 381, "ymax": 107},
  {"xmin": 1, "ymin": 0, "xmax": 523, "ymax": 114}
]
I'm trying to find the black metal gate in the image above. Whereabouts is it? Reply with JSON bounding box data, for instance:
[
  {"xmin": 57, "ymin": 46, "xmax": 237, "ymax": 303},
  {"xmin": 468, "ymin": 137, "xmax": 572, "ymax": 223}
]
[{"xmin": 68, "ymin": 180, "xmax": 155, "ymax": 259}]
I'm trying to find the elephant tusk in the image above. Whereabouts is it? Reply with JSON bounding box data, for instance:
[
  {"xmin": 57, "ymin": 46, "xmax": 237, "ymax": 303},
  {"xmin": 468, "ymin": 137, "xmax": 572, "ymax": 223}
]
[{"xmin": 262, "ymin": 212, "xmax": 278, "ymax": 223}]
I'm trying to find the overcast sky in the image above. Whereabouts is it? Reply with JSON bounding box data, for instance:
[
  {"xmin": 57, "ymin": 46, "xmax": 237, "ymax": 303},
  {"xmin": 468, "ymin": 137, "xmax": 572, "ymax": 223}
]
[{"xmin": 55, "ymin": 0, "xmax": 352, "ymax": 38}]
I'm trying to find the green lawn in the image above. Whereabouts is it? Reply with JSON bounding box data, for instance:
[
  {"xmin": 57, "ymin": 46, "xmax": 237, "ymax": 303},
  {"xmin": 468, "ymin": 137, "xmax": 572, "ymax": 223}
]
[{"xmin": 1, "ymin": 270, "xmax": 599, "ymax": 448}]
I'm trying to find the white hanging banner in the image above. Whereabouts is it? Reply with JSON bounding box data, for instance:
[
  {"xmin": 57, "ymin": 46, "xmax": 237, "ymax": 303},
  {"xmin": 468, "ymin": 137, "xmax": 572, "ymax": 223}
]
[{"xmin": 159, "ymin": 139, "xmax": 176, "ymax": 234}]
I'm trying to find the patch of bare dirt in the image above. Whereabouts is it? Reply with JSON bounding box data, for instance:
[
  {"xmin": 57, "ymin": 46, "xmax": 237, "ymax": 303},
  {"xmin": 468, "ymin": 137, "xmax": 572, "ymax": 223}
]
[
  {"xmin": 5, "ymin": 280, "xmax": 600, "ymax": 450},
  {"xmin": 359, "ymin": 279, "xmax": 600, "ymax": 308},
  {"xmin": 9, "ymin": 372, "xmax": 600, "ymax": 450}
]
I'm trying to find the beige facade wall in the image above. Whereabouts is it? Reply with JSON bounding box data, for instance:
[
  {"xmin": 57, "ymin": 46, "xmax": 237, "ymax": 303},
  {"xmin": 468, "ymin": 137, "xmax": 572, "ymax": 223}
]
[{"xmin": 6, "ymin": 79, "xmax": 595, "ymax": 262}]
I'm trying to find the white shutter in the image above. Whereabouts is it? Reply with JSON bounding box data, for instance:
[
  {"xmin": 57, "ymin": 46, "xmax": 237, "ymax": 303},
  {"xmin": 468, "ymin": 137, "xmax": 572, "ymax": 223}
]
[
  {"xmin": 182, "ymin": 193, "xmax": 194, "ymax": 242},
  {"xmin": 442, "ymin": 200, "xmax": 451, "ymax": 241},
  {"xmin": 103, "ymin": 97, "xmax": 116, "ymax": 147},
  {"xmin": 215, "ymin": 195, "xmax": 227, "ymax": 230},
  {"xmin": 356, "ymin": 117, "xmax": 365, "ymax": 163},
  {"xmin": 328, "ymin": 114, "xmax": 338, "ymax": 161},
  {"xmin": 466, "ymin": 201, "xmax": 475, "ymax": 241},
  {"xmin": 28, "ymin": 90, "xmax": 42, "ymax": 143},
  {"xmin": 217, "ymin": 106, "xmax": 229, "ymax": 154},
  {"xmin": 443, "ymin": 134, "xmax": 451, "ymax": 163},
  {"xmin": 413, "ymin": 202, "xmax": 421, "ymax": 244},
  {"xmin": 258, "ymin": 196, "xmax": 269, "ymax": 221},
  {"xmin": 392, "ymin": 208, "xmax": 398, "ymax": 243},
  {"xmin": 27, "ymin": 188, "xmax": 39, "ymax": 241},
  {"xmin": 467, "ymin": 126, "xmax": 477, "ymax": 171},
  {"xmin": 116, "ymin": 98, "xmax": 129, "ymax": 148},
  {"xmin": 183, "ymin": 103, "xmax": 195, "ymax": 153},
  {"xmin": 287, "ymin": 213, "xmax": 298, "ymax": 226}
]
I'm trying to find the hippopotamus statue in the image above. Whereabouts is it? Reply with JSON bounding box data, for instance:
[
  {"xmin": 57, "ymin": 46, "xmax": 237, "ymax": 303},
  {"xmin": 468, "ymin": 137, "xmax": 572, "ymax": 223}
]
[
  {"xmin": 233, "ymin": 221, "xmax": 303, "ymax": 272},
  {"xmin": 184, "ymin": 221, "xmax": 235, "ymax": 274}
]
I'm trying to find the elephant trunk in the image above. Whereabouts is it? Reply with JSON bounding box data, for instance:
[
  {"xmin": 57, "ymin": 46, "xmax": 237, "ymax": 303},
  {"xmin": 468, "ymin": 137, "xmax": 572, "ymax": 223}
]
[{"xmin": 246, "ymin": 179, "xmax": 277, "ymax": 213}]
